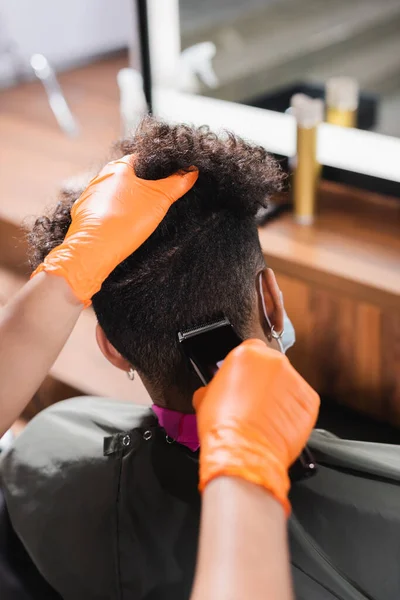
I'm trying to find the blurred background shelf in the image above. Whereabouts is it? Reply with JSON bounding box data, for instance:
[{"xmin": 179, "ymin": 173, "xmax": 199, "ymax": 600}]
[
  {"xmin": 180, "ymin": 0, "xmax": 400, "ymax": 136},
  {"xmin": 3, "ymin": 1, "xmax": 400, "ymax": 136}
]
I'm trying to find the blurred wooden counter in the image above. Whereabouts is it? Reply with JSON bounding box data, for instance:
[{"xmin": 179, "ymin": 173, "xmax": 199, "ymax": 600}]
[{"xmin": 260, "ymin": 183, "xmax": 400, "ymax": 426}]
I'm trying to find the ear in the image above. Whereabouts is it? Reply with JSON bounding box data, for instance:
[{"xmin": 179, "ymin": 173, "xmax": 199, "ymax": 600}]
[
  {"xmin": 257, "ymin": 268, "xmax": 284, "ymax": 336},
  {"xmin": 95, "ymin": 324, "xmax": 132, "ymax": 372}
]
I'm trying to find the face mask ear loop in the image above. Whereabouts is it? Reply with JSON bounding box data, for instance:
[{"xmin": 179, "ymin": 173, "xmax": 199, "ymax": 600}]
[{"xmin": 258, "ymin": 273, "xmax": 284, "ymax": 353}]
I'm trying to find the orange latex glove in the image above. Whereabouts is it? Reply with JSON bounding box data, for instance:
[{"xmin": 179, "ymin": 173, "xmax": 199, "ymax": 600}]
[
  {"xmin": 32, "ymin": 156, "xmax": 198, "ymax": 306},
  {"xmin": 193, "ymin": 339, "xmax": 320, "ymax": 515}
]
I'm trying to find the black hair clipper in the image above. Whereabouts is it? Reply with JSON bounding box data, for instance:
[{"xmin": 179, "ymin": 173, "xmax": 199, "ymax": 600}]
[{"xmin": 178, "ymin": 317, "xmax": 316, "ymax": 482}]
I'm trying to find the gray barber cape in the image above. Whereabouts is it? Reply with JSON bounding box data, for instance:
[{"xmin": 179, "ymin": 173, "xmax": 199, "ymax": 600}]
[{"xmin": 1, "ymin": 397, "xmax": 400, "ymax": 600}]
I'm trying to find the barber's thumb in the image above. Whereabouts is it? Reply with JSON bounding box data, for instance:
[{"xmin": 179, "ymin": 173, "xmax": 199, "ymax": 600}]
[
  {"xmin": 157, "ymin": 167, "xmax": 198, "ymax": 202},
  {"xmin": 193, "ymin": 386, "xmax": 207, "ymax": 413}
]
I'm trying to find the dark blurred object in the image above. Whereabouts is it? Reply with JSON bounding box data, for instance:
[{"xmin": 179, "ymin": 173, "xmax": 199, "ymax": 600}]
[
  {"xmin": 134, "ymin": 0, "xmax": 152, "ymax": 113},
  {"xmin": 255, "ymin": 200, "xmax": 291, "ymax": 226},
  {"xmin": 0, "ymin": 489, "xmax": 61, "ymax": 599},
  {"xmin": 318, "ymin": 396, "xmax": 400, "ymax": 445},
  {"xmin": 320, "ymin": 167, "xmax": 400, "ymax": 199},
  {"xmin": 242, "ymin": 83, "xmax": 400, "ymax": 199}
]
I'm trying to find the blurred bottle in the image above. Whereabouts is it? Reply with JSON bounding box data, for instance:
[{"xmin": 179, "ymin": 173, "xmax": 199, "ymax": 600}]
[
  {"xmin": 179, "ymin": 42, "xmax": 218, "ymax": 93},
  {"xmin": 326, "ymin": 76, "xmax": 359, "ymax": 128},
  {"xmin": 30, "ymin": 53, "xmax": 79, "ymax": 137},
  {"xmin": 292, "ymin": 96, "xmax": 324, "ymax": 225}
]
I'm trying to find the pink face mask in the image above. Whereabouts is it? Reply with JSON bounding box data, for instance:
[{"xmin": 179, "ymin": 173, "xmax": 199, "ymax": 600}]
[{"xmin": 152, "ymin": 405, "xmax": 199, "ymax": 452}]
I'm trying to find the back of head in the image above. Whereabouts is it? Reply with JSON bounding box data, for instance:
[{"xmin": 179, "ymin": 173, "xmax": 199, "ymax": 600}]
[{"xmin": 29, "ymin": 117, "xmax": 284, "ymax": 407}]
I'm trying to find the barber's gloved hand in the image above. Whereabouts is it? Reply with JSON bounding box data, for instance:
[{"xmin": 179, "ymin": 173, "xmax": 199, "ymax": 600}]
[
  {"xmin": 32, "ymin": 157, "xmax": 198, "ymax": 306},
  {"xmin": 193, "ymin": 339, "xmax": 320, "ymax": 515}
]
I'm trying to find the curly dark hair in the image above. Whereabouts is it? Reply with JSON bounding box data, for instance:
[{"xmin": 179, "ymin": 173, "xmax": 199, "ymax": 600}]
[{"xmin": 28, "ymin": 117, "xmax": 285, "ymax": 407}]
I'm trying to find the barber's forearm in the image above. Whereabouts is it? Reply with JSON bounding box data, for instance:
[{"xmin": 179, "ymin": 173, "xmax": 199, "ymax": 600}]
[
  {"xmin": 0, "ymin": 272, "xmax": 82, "ymax": 436},
  {"xmin": 191, "ymin": 476, "xmax": 294, "ymax": 600}
]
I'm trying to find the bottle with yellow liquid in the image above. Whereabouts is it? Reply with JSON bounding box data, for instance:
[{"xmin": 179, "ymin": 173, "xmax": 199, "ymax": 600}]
[
  {"xmin": 326, "ymin": 76, "xmax": 359, "ymax": 128},
  {"xmin": 291, "ymin": 96, "xmax": 324, "ymax": 225}
]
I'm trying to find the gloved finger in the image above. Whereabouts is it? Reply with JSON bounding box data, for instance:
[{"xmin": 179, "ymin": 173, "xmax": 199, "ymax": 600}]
[
  {"xmin": 221, "ymin": 338, "xmax": 282, "ymax": 372},
  {"xmin": 115, "ymin": 155, "xmax": 198, "ymax": 202},
  {"xmin": 147, "ymin": 168, "xmax": 199, "ymax": 203},
  {"xmin": 193, "ymin": 386, "xmax": 207, "ymax": 413}
]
